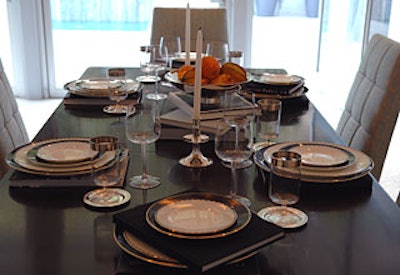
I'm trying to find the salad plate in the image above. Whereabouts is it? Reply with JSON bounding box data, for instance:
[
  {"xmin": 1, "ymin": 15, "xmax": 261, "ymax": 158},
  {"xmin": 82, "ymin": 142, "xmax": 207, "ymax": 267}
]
[{"xmin": 64, "ymin": 78, "xmax": 141, "ymax": 97}]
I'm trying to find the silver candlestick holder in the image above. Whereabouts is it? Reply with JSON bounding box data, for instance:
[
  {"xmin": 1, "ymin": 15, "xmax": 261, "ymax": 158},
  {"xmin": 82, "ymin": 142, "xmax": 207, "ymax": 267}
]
[{"xmin": 179, "ymin": 118, "xmax": 213, "ymax": 168}]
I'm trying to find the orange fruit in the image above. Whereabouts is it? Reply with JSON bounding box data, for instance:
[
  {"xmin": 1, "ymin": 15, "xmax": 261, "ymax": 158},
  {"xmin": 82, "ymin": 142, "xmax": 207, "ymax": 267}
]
[
  {"xmin": 210, "ymin": 73, "xmax": 233, "ymax": 85},
  {"xmin": 177, "ymin": 65, "xmax": 194, "ymax": 80},
  {"xmin": 202, "ymin": 56, "xmax": 220, "ymax": 80}
]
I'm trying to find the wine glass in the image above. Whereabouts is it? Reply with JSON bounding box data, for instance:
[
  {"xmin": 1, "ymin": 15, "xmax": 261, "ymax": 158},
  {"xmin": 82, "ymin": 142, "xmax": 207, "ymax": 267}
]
[
  {"xmin": 159, "ymin": 35, "xmax": 182, "ymax": 69},
  {"xmin": 254, "ymin": 98, "xmax": 282, "ymax": 151},
  {"xmin": 146, "ymin": 45, "xmax": 168, "ymax": 100},
  {"xmin": 125, "ymin": 103, "xmax": 161, "ymax": 189},
  {"xmin": 136, "ymin": 45, "xmax": 159, "ymax": 83},
  {"xmin": 258, "ymin": 151, "xmax": 307, "ymax": 228},
  {"xmin": 103, "ymin": 70, "xmax": 129, "ymax": 115},
  {"xmin": 206, "ymin": 41, "xmax": 230, "ymax": 64},
  {"xmin": 84, "ymin": 136, "xmax": 128, "ymax": 207},
  {"xmin": 221, "ymin": 88, "xmax": 254, "ymax": 169},
  {"xmin": 215, "ymin": 116, "xmax": 252, "ymax": 207}
]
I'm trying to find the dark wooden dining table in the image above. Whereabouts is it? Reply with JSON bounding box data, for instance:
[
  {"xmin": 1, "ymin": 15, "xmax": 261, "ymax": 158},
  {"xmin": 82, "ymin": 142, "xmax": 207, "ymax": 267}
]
[{"xmin": 0, "ymin": 67, "xmax": 399, "ymax": 275}]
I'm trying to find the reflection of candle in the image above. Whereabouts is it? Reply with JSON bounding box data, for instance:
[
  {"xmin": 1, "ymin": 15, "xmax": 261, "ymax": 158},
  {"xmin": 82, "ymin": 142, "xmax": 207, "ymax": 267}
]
[
  {"xmin": 185, "ymin": 3, "xmax": 190, "ymax": 66},
  {"xmin": 193, "ymin": 28, "xmax": 202, "ymax": 120}
]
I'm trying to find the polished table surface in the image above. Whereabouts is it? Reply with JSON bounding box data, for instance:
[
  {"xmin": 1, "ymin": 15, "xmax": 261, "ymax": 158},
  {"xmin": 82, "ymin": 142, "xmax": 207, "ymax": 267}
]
[{"xmin": 1, "ymin": 67, "xmax": 400, "ymax": 275}]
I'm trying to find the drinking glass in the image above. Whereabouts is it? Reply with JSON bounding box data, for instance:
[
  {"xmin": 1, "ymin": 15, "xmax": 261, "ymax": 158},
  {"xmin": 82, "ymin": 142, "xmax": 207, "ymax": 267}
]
[
  {"xmin": 215, "ymin": 117, "xmax": 252, "ymax": 207},
  {"xmin": 125, "ymin": 103, "xmax": 161, "ymax": 189},
  {"xmin": 206, "ymin": 41, "xmax": 230, "ymax": 64},
  {"xmin": 146, "ymin": 45, "xmax": 168, "ymax": 100},
  {"xmin": 254, "ymin": 99, "xmax": 282, "ymax": 150},
  {"xmin": 258, "ymin": 151, "xmax": 306, "ymax": 228},
  {"xmin": 84, "ymin": 136, "xmax": 126, "ymax": 207}
]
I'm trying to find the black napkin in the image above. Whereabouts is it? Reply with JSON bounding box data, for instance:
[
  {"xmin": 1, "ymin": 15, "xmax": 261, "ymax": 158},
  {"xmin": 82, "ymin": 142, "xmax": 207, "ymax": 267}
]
[{"xmin": 113, "ymin": 195, "xmax": 284, "ymax": 273}]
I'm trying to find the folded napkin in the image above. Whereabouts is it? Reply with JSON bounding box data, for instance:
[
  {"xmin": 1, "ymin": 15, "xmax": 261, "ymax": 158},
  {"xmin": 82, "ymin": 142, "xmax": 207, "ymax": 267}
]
[{"xmin": 113, "ymin": 195, "xmax": 284, "ymax": 273}]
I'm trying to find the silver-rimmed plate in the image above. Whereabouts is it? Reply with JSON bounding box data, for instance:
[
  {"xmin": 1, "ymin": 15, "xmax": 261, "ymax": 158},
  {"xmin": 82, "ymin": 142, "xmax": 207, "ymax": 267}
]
[
  {"xmin": 254, "ymin": 141, "xmax": 374, "ymax": 183},
  {"xmin": 279, "ymin": 143, "xmax": 356, "ymax": 168},
  {"xmin": 257, "ymin": 206, "xmax": 308, "ymax": 229},
  {"xmin": 146, "ymin": 192, "xmax": 251, "ymax": 239},
  {"xmin": 164, "ymin": 71, "xmax": 252, "ymax": 91},
  {"xmin": 64, "ymin": 78, "xmax": 141, "ymax": 98},
  {"xmin": 83, "ymin": 188, "xmax": 131, "ymax": 208},
  {"xmin": 154, "ymin": 199, "xmax": 238, "ymax": 235},
  {"xmin": 35, "ymin": 140, "xmax": 98, "ymax": 164},
  {"xmin": 113, "ymin": 226, "xmax": 257, "ymax": 269},
  {"xmin": 253, "ymin": 74, "xmax": 304, "ymax": 86}
]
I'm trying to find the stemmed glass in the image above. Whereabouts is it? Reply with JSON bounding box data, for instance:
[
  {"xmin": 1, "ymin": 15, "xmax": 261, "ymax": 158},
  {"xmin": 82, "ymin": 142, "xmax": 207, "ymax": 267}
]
[
  {"xmin": 137, "ymin": 45, "xmax": 159, "ymax": 83},
  {"xmin": 221, "ymin": 88, "xmax": 254, "ymax": 169},
  {"xmin": 146, "ymin": 45, "xmax": 168, "ymax": 100},
  {"xmin": 206, "ymin": 41, "xmax": 230, "ymax": 64},
  {"xmin": 125, "ymin": 103, "xmax": 161, "ymax": 189},
  {"xmin": 215, "ymin": 116, "xmax": 252, "ymax": 207},
  {"xmin": 258, "ymin": 151, "xmax": 308, "ymax": 228},
  {"xmin": 103, "ymin": 70, "xmax": 129, "ymax": 115},
  {"xmin": 159, "ymin": 35, "xmax": 182, "ymax": 69},
  {"xmin": 254, "ymin": 98, "xmax": 282, "ymax": 151}
]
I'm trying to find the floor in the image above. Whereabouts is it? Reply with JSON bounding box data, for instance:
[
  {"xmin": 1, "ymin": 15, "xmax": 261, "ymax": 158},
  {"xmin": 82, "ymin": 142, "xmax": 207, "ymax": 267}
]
[{"xmin": 16, "ymin": 91, "xmax": 400, "ymax": 203}]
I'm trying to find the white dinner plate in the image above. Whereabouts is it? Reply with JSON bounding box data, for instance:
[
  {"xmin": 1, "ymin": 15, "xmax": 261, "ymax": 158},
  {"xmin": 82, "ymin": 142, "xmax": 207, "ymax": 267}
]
[
  {"xmin": 253, "ymin": 74, "xmax": 303, "ymax": 85},
  {"xmin": 254, "ymin": 141, "xmax": 373, "ymax": 183},
  {"xmin": 154, "ymin": 199, "xmax": 238, "ymax": 235},
  {"xmin": 146, "ymin": 192, "xmax": 251, "ymax": 239},
  {"xmin": 36, "ymin": 140, "xmax": 98, "ymax": 163}
]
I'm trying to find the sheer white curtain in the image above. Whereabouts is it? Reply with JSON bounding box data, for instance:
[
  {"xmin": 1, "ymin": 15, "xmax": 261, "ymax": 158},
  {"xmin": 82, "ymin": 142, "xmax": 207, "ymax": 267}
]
[{"xmin": 7, "ymin": 0, "xmax": 49, "ymax": 99}]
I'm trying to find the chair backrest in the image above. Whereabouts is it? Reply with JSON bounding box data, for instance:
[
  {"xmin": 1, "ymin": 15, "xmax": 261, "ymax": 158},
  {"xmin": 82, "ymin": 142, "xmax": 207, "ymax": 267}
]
[
  {"xmin": 0, "ymin": 58, "xmax": 29, "ymax": 178},
  {"xmin": 150, "ymin": 7, "xmax": 229, "ymax": 52},
  {"xmin": 336, "ymin": 34, "xmax": 400, "ymax": 180}
]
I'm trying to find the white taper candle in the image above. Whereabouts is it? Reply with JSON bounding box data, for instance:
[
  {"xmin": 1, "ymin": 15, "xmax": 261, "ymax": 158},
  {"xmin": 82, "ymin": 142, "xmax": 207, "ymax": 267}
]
[{"xmin": 193, "ymin": 28, "xmax": 202, "ymax": 120}]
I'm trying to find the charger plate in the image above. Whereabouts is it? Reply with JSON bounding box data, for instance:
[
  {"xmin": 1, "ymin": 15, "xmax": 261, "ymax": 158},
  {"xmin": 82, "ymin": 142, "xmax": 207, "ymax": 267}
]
[
  {"xmin": 113, "ymin": 226, "xmax": 257, "ymax": 269},
  {"xmin": 254, "ymin": 141, "xmax": 373, "ymax": 183},
  {"xmin": 7, "ymin": 138, "xmax": 116, "ymax": 176},
  {"xmin": 146, "ymin": 192, "xmax": 251, "ymax": 239}
]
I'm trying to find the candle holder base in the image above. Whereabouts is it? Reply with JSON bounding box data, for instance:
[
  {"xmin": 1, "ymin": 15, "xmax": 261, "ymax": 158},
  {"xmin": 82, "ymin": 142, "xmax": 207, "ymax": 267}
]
[{"xmin": 179, "ymin": 150, "xmax": 213, "ymax": 168}]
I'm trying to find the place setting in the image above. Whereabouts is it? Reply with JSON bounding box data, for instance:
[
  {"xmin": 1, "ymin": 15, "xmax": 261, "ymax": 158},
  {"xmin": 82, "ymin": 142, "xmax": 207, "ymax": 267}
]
[
  {"xmin": 112, "ymin": 191, "xmax": 284, "ymax": 272},
  {"xmin": 253, "ymin": 141, "xmax": 374, "ymax": 183},
  {"xmin": 63, "ymin": 68, "xmax": 142, "ymax": 111},
  {"xmin": 6, "ymin": 136, "xmax": 130, "ymax": 193}
]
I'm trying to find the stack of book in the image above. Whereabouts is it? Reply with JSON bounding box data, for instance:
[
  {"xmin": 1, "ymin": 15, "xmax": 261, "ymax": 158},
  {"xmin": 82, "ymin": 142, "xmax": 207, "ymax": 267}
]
[{"xmin": 160, "ymin": 91, "xmax": 255, "ymax": 134}]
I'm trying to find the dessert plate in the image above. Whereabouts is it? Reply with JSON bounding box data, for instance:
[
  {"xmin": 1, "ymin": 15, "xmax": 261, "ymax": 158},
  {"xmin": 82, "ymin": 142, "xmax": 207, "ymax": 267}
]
[
  {"xmin": 154, "ymin": 199, "xmax": 238, "ymax": 235},
  {"xmin": 146, "ymin": 192, "xmax": 251, "ymax": 239},
  {"xmin": 83, "ymin": 188, "xmax": 131, "ymax": 208},
  {"xmin": 284, "ymin": 144, "xmax": 352, "ymax": 167}
]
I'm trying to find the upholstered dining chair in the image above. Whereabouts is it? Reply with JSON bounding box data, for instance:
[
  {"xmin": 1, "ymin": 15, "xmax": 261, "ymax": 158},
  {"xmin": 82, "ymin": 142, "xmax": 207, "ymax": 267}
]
[
  {"xmin": 336, "ymin": 34, "xmax": 400, "ymax": 180},
  {"xmin": 0, "ymin": 58, "xmax": 29, "ymax": 178},
  {"xmin": 150, "ymin": 7, "xmax": 229, "ymax": 52}
]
